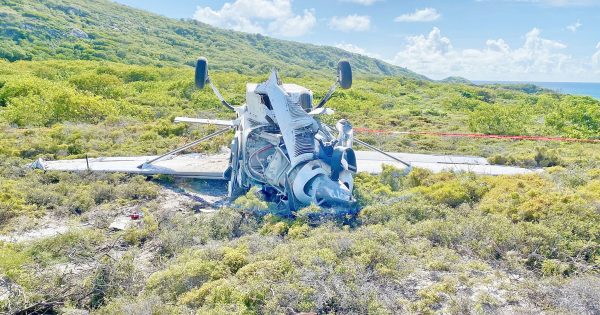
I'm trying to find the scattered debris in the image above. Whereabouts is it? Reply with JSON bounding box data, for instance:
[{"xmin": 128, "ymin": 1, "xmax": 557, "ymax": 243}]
[
  {"xmin": 109, "ymin": 216, "xmax": 137, "ymax": 231},
  {"xmin": 129, "ymin": 211, "xmax": 141, "ymax": 220}
]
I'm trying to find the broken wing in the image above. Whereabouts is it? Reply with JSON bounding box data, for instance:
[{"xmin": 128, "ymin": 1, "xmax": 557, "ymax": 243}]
[
  {"xmin": 354, "ymin": 151, "xmax": 537, "ymax": 176},
  {"xmin": 30, "ymin": 153, "xmax": 230, "ymax": 179}
]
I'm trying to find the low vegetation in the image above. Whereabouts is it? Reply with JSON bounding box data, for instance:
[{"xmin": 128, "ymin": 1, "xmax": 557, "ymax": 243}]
[{"xmin": 0, "ymin": 59, "xmax": 598, "ymax": 314}]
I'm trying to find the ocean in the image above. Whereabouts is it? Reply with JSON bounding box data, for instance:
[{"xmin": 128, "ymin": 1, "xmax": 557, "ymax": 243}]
[{"xmin": 474, "ymin": 81, "xmax": 600, "ymax": 100}]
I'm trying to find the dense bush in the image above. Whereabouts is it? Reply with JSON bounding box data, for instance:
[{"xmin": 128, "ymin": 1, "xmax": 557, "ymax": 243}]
[
  {"xmin": 545, "ymin": 96, "xmax": 600, "ymax": 138},
  {"xmin": 468, "ymin": 103, "xmax": 533, "ymax": 135},
  {"xmin": 0, "ymin": 58, "xmax": 598, "ymax": 314}
]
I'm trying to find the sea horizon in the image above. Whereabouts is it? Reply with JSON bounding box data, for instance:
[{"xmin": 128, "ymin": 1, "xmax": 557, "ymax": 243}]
[{"xmin": 474, "ymin": 80, "xmax": 600, "ymax": 100}]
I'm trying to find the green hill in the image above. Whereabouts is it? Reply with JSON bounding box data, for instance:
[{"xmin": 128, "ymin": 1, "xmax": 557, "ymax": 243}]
[
  {"xmin": 0, "ymin": 0, "xmax": 426, "ymax": 79},
  {"xmin": 440, "ymin": 76, "xmax": 473, "ymax": 85}
]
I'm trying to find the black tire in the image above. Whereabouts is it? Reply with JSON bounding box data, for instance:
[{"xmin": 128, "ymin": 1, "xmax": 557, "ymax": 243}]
[
  {"xmin": 195, "ymin": 57, "xmax": 208, "ymax": 89},
  {"xmin": 338, "ymin": 60, "xmax": 352, "ymax": 89}
]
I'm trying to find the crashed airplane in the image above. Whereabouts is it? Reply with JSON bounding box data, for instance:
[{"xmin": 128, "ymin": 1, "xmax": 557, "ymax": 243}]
[{"xmin": 31, "ymin": 58, "xmax": 536, "ymax": 210}]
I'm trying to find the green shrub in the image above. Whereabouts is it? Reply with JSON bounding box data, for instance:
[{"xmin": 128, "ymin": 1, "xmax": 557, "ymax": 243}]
[
  {"xmin": 118, "ymin": 176, "xmax": 159, "ymax": 200},
  {"xmin": 488, "ymin": 147, "xmax": 563, "ymax": 168},
  {"xmin": 25, "ymin": 229, "xmax": 105, "ymax": 265},
  {"xmin": 353, "ymin": 172, "xmax": 397, "ymax": 206},
  {"xmin": 122, "ymin": 68, "xmax": 159, "ymax": 83},
  {"xmin": 413, "ymin": 175, "xmax": 488, "ymax": 207},
  {"xmin": 545, "ymin": 95, "xmax": 600, "ymax": 139},
  {"xmin": 444, "ymin": 94, "xmax": 485, "ymax": 111},
  {"xmin": 222, "ymin": 246, "xmax": 248, "ymax": 273},
  {"xmin": 477, "ymin": 175, "xmax": 553, "ymax": 221},
  {"xmin": 207, "ymin": 208, "xmax": 245, "ymax": 240},
  {"xmin": 579, "ymin": 180, "xmax": 600, "ymax": 200},
  {"xmin": 468, "ymin": 103, "xmax": 532, "ymax": 135},
  {"xmin": 0, "ymin": 243, "xmax": 30, "ymax": 282},
  {"xmin": 287, "ymin": 223, "xmax": 310, "ymax": 239},
  {"xmin": 178, "ymin": 279, "xmax": 242, "ymax": 308},
  {"xmin": 69, "ymin": 72, "xmax": 124, "ymax": 98},
  {"xmin": 146, "ymin": 255, "xmax": 229, "ymax": 301},
  {"xmin": 379, "ymin": 164, "xmax": 406, "ymax": 191},
  {"xmin": 233, "ymin": 188, "xmax": 269, "ymax": 212},
  {"xmin": 66, "ymin": 187, "xmax": 95, "ymax": 214},
  {"xmin": 541, "ymin": 259, "xmax": 574, "ymax": 277},
  {"xmin": 2, "ymin": 87, "xmax": 117, "ymax": 126},
  {"xmin": 259, "ymin": 220, "xmax": 289, "ymax": 236},
  {"xmin": 0, "ymin": 180, "xmax": 38, "ymax": 226},
  {"xmin": 123, "ymin": 209, "xmax": 159, "ymax": 245},
  {"xmin": 360, "ymin": 196, "xmax": 449, "ymax": 224}
]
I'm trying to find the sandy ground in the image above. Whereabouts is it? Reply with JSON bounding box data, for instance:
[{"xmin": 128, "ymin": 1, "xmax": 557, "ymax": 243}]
[{"xmin": 0, "ymin": 179, "xmax": 229, "ymax": 244}]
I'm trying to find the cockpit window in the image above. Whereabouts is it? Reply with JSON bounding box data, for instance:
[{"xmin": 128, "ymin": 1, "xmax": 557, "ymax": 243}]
[
  {"xmin": 299, "ymin": 92, "xmax": 312, "ymax": 112},
  {"xmin": 259, "ymin": 94, "xmax": 273, "ymax": 110}
]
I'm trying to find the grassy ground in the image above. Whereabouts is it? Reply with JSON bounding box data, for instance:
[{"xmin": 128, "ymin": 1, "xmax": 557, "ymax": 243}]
[{"xmin": 0, "ymin": 60, "xmax": 598, "ymax": 314}]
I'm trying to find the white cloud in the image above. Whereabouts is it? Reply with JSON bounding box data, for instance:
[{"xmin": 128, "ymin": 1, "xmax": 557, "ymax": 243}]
[
  {"xmin": 269, "ymin": 10, "xmax": 316, "ymax": 37},
  {"xmin": 389, "ymin": 27, "xmax": 594, "ymax": 81},
  {"xmin": 329, "ymin": 15, "xmax": 371, "ymax": 32},
  {"xmin": 193, "ymin": 0, "xmax": 316, "ymax": 37},
  {"xmin": 339, "ymin": 0, "xmax": 380, "ymax": 5},
  {"xmin": 394, "ymin": 8, "xmax": 441, "ymax": 22},
  {"xmin": 566, "ymin": 20, "xmax": 582, "ymax": 32},
  {"xmin": 335, "ymin": 43, "xmax": 380, "ymax": 58}
]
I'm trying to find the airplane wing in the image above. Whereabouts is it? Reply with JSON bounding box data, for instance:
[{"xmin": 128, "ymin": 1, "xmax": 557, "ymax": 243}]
[
  {"xmin": 354, "ymin": 151, "xmax": 538, "ymax": 175},
  {"xmin": 173, "ymin": 117, "xmax": 236, "ymax": 126},
  {"xmin": 30, "ymin": 153, "xmax": 230, "ymax": 179},
  {"xmin": 30, "ymin": 151, "xmax": 536, "ymax": 178}
]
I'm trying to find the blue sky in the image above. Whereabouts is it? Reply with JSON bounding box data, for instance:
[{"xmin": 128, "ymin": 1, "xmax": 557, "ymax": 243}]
[{"xmin": 113, "ymin": 0, "xmax": 600, "ymax": 82}]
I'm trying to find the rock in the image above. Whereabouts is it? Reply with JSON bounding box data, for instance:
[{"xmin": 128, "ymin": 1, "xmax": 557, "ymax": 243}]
[
  {"xmin": 60, "ymin": 308, "xmax": 90, "ymax": 315},
  {"xmin": 109, "ymin": 216, "xmax": 134, "ymax": 231},
  {"xmin": 69, "ymin": 28, "xmax": 88, "ymax": 39},
  {"xmin": 0, "ymin": 279, "xmax": 10, "ymax": 302},
  {"xmin": 0, "ymin": 277, "xmax": 21, "ymax": 303}
]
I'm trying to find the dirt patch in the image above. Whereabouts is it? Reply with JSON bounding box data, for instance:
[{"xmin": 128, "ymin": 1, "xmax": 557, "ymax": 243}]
[
  {"xmin": 0, "ymin": 221, "xmax": 88, "ymax": 243},
  {"xmin": 0, "ymin": 179, "xmax": 228, "ymax": 243}
]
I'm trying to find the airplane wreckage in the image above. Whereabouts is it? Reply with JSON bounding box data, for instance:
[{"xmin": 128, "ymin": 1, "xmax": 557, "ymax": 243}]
[{"xmin": 31, "ymin": 58, "xmax": 535, "ymax": 210}]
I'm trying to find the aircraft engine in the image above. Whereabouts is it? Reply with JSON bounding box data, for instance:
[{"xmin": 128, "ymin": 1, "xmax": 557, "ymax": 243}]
[{"xmin": 250, "ymin": 71, "xmax": 356, "ymax": 208}]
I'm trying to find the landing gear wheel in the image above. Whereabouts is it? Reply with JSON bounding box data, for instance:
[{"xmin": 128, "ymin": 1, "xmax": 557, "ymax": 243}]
[
  {"xmin": 337, "ymin": 60, "xmax": 352, "ymax": 89},
  {"xmin": 227, "ymin": 137, "xmax": 247, "ymax": 201},
  {"xmin": 195, "ymin": 57, "xmax": 208, "ymax": 89}
]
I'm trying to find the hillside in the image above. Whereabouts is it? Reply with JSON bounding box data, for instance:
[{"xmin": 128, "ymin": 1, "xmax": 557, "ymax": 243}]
[
  {"xmin": 440, "ymin": 76, "xmax": 473, "ymax": 85},
  {"xmin": 0, "ymin": 0, "xmax": 425, "ymax": 79}
]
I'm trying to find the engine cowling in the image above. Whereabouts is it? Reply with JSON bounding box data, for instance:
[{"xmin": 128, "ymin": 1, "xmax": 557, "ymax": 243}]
[{"xmin": 251, "ymin": 71, "xmax": 356, "ymax": 207}]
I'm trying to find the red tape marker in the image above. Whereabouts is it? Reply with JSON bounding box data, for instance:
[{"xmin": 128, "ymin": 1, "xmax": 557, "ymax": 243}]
[{"xmin": 354, "ymin": 128, "xmax": 600, "ymax": 143}]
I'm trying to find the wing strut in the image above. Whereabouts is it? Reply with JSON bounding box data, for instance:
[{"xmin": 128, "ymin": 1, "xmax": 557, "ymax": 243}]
[
  {"xmin": 324, "ymin": 123, "xmax": 412, "ymax": 169},
  {"xmin": 207, "ymin": 77, "xmax": 235, "ymax": 111},
  {"xmin": 353, "ymin": 138, "xmax": 411, "ymax": 168},
  {"xmin": 138, "ymin": 126, "xmax": 233, "ymax": 168},
  {"xmin": 315, "ymin": 82, "xmax": 338, "ymax": 109}
]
